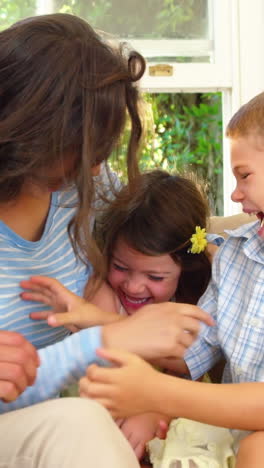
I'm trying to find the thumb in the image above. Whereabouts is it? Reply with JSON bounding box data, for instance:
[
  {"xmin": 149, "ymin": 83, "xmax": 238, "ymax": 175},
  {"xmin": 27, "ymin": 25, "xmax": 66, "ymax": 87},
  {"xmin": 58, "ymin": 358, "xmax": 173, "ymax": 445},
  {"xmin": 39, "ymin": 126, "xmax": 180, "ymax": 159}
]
[
  {"xmin": 155, "ymin": 420, "xmax": 168, "ymax": 439},
  {"xmin": 96, "ymin": 347, "xmax": 138, "ymax": 367},
  {"xmin": 47, "ymin": 311, "xmax": 83, "ymax": 327}
]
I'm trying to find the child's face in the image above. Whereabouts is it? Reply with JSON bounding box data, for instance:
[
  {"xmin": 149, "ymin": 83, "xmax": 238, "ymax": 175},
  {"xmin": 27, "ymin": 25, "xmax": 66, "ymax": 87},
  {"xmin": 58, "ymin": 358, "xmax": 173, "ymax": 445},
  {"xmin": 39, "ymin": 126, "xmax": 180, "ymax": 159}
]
[
  {"xmin": 231, "ymin": 135, "xmax": 264, "ymax": 235},
  {"xmin": 107, "ymin": 237, "xmax": 182, "ymax": 315}
]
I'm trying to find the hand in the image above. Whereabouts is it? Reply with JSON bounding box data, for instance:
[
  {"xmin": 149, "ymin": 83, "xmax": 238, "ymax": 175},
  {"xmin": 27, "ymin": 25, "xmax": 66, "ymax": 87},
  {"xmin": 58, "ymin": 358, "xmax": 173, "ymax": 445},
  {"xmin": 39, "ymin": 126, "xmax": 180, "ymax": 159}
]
[
  {"xmin": 79, "ymin": 348, "xmax": 162, "ymax": 418},
  {"xmin": 102, "ymin": 302, "xmax": 214, "ymax": 360},
  {"xmin": 20, "ymin": 276, "xmax": 119, "ymax": 332},
  {"xmin": 115, "ymin": 413, "xmax": 169, "ymax": 460},
  {"xmin": 0, "ymin": 331, "xmax": 40, "ymax": 402}
]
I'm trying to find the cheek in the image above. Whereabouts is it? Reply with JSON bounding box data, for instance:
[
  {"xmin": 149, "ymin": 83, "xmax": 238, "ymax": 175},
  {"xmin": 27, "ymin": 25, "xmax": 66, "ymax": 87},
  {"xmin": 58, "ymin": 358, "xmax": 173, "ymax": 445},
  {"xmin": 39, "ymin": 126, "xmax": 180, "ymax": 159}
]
[
  {"xmin": 152, "ymin": 278, "xmax": 180, "ymax": 302},
  {"xmin": 107, "ymin": 268, "xmax": 123, "ymax": 290}
]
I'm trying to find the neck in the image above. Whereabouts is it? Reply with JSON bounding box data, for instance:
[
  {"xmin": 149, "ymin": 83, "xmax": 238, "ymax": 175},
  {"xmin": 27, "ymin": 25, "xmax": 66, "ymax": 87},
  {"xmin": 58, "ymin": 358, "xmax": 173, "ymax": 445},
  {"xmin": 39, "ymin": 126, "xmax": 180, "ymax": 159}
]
[{"xmin": 0, "ymin": 190, "xmax": 51, "ymax": 241}]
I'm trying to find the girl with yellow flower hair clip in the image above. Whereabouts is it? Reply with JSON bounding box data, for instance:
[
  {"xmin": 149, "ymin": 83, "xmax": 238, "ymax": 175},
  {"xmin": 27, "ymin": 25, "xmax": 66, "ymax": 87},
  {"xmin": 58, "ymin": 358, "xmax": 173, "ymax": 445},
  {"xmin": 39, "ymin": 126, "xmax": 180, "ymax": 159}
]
[{"xmin": 21, "ymin": 169, "xmax": 223, "ymax": 465}]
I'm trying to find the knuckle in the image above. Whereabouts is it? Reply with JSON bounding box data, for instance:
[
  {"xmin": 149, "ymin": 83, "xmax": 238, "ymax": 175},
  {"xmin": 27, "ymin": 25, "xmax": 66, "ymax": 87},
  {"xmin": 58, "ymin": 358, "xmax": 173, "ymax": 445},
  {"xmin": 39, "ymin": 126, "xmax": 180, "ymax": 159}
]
[
  {"xmin": 12, "ymin": 363, "xmax": 25, "ymax": 381},
  {"xmin": 17, "ymin": 348, "xmax": 29, "ymax": 363}
]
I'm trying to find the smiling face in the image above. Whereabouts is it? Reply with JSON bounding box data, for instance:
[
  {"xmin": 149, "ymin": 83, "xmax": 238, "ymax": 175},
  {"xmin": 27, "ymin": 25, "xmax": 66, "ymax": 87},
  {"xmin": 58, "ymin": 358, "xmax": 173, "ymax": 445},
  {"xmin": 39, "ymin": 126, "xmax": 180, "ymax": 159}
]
[
  {"xmin": 231, "ymin": 135, "xmax": 264, "ymax": 234},
  {"xmin": 107, "ymin": 236, "xmax": 182, "ymax": 315}
]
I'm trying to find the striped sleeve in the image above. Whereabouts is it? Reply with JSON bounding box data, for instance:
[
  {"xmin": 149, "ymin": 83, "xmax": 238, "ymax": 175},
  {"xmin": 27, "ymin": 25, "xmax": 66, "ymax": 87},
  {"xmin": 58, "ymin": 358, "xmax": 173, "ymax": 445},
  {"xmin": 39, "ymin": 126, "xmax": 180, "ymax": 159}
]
[{"xmin": 0, "ymin": 326, "xmax": 105, "ymax": 413}]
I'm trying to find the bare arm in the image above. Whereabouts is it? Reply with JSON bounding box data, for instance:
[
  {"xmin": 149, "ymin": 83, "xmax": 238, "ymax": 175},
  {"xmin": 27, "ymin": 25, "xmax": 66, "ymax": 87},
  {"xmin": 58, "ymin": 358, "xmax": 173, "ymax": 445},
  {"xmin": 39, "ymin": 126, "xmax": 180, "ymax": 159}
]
[
  {"xmin": 85, "ymin": 280, "xmax": 121, "ymax": 315},
  {"xmin": 81, "ymin": 349, "xmax": 264, "ymax": 432}
]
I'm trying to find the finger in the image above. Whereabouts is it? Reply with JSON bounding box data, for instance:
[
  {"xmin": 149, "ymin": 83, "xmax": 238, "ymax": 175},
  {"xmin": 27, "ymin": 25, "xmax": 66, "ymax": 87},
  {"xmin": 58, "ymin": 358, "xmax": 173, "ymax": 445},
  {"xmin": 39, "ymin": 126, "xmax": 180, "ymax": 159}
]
[
  {"xmin": 80, "ymin": 378, "xmax": 116, "ymax": 401},
  {"xmin": 156, "ymin": 420, "xmax": 168, "ymax": 439},
  {"xmin": 0, "ymin": 362, "xmax": 27, "ymax": 394},
  {"xmin": 95, "ymin": 347, "xmax": 139, "ymax": 367},
  {"xmin": 0, "ymin": 380, "xmax": 20, "ymax": 402},
  {"xmin": 47, "ymin": 311, "xmax": 83, "ymax": 327},
  {"xmin": 179, "ymin": 316, "xmax": 200, "ymax": 336},
  {"xmin": 30, "ymin": 276, "xmax": 70, "ymax": 297},
  {"xmin": 30, "ymin": 311, "xmax": 53, "ymax": 321},
  {"xmin": 0, "ymin": 332, "xmax": 40, "ymax": 367},
  {"xmin": 179, "ymin": 329, "xmax": 197, "ymax": 348},
  {"xmin": 181, "ymin": 306, "xmax": 215, "ymax": 327},
  {"xmin": 20, "ymin": 291, "xmax": 52, "ymax": 305},
  {"xmin": 20, "ymin": 280, "xmax": 53, "ymax": 298},
  {"xmin": 171, "ymin": 343, "xmax": 188, "ymax": 359},
  {"xmin": 0, "ymin": 345, "xmax": 39, "ymax": 384}
]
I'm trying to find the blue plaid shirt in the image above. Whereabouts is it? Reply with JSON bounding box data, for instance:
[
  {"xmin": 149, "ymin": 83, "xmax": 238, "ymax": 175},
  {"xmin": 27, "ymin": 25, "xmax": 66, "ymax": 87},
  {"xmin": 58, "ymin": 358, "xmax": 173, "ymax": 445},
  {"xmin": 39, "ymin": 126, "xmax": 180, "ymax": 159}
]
[{"xmin": 186, "ymin": 220, "xmax": 264, "ymax": 384}]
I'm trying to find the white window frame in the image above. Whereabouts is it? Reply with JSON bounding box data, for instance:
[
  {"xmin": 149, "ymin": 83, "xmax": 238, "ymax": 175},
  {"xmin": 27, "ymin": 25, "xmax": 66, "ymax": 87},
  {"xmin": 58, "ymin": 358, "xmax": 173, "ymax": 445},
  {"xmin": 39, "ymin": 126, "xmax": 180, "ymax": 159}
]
[
  {"xmin": 128, "ymin": 0, "xmax": 264, "ymax": 215},
  {"xmin": 36, "ymin": 0, "xmax": 264, "ymax": 215}
]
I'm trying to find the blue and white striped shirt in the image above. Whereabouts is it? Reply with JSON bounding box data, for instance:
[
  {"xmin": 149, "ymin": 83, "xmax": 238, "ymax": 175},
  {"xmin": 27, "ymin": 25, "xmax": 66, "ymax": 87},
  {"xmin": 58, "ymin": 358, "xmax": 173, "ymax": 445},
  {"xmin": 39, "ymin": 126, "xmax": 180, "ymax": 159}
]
[
  {"xmin": 186, "ymin": 220, "xmax": 264, "ymax": 384},
  {"xmin": 0, "ymin": 186, "xmax": 107, "ymax": 413},
  {"xmin": 0, "ymin": 188, "xmax": 91, "ymax": 348}
]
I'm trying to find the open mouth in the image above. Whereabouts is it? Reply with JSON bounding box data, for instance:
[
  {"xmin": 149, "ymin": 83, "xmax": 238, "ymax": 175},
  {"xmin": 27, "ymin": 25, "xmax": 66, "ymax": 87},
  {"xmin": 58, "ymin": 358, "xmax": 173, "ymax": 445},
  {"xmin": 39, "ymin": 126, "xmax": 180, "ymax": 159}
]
[{"xmin": 118, "ymin": 290, "xmax": 151, "ymax": 313}]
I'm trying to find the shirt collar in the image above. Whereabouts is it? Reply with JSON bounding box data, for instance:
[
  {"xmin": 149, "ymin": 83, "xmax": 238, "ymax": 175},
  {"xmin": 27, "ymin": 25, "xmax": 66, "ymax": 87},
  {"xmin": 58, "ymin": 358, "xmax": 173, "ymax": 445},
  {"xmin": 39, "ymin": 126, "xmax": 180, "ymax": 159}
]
[{"xmin": 226, "ymin": 220, "xmax": 264, "ymax": 264}]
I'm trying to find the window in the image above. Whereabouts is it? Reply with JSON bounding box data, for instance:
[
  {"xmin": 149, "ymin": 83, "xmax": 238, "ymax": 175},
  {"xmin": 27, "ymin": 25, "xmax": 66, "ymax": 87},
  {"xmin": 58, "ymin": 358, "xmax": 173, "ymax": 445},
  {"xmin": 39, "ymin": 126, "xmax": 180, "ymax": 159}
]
[{"xmin": 2, "ymin": 0, "xmax": 264, "ymax": 214}]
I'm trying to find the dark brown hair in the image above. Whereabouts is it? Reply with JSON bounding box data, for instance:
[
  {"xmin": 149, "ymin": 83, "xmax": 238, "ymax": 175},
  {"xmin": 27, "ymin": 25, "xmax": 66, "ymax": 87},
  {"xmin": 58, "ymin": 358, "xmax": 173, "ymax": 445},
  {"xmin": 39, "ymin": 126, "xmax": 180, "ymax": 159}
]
[
  {"xmin": 0, "ymin": 13, "xmax": 145, "ymax": 280},
  {"xmin": 97, "ymin": 169, "xmax": 211, "ymax": 304},
  {"xmin": 226, "ymin": 91, "xmax": 264, "ymax": 139}
]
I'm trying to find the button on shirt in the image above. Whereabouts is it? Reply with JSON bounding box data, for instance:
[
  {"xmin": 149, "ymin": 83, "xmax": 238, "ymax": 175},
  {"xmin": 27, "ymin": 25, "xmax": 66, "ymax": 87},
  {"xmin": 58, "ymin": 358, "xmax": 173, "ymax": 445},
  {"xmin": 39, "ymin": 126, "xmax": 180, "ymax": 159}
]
[{"xmin": 185, "ymin": 220, "xmax": 264, "ymax": 384}]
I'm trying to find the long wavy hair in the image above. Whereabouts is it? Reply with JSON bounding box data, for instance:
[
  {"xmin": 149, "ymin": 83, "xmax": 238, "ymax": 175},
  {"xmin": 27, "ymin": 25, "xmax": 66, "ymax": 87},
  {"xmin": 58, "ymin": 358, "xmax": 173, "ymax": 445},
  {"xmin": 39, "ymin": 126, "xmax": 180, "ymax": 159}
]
[
  {"xmin": 0, "ymin": 13, "xmax": 145, "ymax": 281},
  {"xmin": 97, "ymin": 170, "xmax": 211, "ymax": 304}
]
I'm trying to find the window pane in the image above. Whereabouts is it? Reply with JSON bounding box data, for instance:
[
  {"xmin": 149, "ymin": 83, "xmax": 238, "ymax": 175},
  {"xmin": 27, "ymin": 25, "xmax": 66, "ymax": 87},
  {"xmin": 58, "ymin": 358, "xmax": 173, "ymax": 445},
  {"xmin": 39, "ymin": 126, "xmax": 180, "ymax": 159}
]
[
  {"xmin": 110, "ymin": 92, "xmax": 223, "ymax": 215},
  {"xmin": 55, "ymin": 0, "xmax": 209, "ymax": 40}
]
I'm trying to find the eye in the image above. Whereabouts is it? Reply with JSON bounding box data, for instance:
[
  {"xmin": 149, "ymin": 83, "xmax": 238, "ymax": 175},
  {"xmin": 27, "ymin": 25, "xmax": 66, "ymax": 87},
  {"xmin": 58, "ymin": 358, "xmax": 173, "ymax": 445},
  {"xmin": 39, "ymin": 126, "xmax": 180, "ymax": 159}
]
[
  {"xmin": 241, "ymin": 173, "xmax": 250, "ymax": 179},
  {"xmin": 148, "ymin": 275, "xmax": 164, "ymax": 282},
  {"xmin": 113, "ymin": 263, "xmax": 128, "ymax": 272}
]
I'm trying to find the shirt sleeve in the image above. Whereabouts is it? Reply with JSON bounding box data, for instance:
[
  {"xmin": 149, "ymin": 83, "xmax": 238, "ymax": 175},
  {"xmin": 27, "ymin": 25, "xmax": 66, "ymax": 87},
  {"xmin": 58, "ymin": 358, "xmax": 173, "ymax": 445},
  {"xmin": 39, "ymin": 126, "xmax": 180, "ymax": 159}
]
[
  {"xmin": 0, "ymin": 326, "xmax": 105, "ymax": 413},
  {"xmin": 185, "ymin": 253, "xmax": 224, "ymax": 380}
]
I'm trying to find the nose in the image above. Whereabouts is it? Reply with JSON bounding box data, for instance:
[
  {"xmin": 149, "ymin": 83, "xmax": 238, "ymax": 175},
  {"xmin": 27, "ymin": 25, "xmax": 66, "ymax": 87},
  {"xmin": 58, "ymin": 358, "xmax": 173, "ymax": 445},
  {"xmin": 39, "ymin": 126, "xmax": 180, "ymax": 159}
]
[
  {"xmin": 231, "ymin": 185, "xmax": 244, "ymax": 203},
  {"xmin": 124, "ymin": 276, "xmax": 145, "ymax": 296}
]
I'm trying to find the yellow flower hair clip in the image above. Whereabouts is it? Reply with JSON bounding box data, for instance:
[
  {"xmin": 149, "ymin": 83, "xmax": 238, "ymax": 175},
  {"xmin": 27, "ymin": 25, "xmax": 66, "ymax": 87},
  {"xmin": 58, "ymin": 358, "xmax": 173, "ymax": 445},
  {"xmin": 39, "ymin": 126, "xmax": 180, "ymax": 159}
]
[{"xmin": 188, "ymin": 226, "xmax": 208, "ymax": 254}]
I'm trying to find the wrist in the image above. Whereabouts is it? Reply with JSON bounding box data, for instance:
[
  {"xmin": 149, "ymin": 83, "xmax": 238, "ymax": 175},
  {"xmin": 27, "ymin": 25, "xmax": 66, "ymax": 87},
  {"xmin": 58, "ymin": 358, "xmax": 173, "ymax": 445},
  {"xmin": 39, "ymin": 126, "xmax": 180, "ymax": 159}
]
[{"xmin": 101, "ymin": 316, "xmax": 126, "ymax": 348}]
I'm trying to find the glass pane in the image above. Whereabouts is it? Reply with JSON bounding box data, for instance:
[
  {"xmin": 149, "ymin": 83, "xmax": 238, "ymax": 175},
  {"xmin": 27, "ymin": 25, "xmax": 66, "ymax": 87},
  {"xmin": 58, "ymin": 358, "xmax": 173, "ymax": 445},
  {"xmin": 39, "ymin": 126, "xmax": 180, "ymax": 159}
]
[
  {"xmin": 55, "ymin": 0, "xmax": 209, "ymax": 40},
  {"xmin": 109, "ymin": 92, "xmax": 223, "ymax": 215}
]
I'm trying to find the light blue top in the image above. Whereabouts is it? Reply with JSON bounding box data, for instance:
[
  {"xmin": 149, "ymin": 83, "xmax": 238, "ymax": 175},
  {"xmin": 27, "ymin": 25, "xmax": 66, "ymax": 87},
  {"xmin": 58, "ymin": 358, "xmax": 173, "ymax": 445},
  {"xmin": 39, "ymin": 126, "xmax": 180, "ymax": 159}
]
[
  {"xmin": 0, "ymin": 186, "xmax": 105, "ymax": 413},
  {"xmin": 0, "ymin": 326, "xmax": 105, "ymax": 413},
  {"xmin": 0, "ymin": 188, "xmax": 91, "ymax": 348},
  {"xmin": 185, "ymin": 220, "xmax": 264, "ymax": 384}
]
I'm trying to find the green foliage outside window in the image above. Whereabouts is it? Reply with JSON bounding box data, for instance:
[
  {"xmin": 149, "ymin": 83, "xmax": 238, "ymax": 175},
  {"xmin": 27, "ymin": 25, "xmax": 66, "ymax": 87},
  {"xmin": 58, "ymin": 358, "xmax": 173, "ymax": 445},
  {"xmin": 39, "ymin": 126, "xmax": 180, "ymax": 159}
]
[{"xmin": 110, "ymin": 93, "xmax": 223, "ymax": 215}]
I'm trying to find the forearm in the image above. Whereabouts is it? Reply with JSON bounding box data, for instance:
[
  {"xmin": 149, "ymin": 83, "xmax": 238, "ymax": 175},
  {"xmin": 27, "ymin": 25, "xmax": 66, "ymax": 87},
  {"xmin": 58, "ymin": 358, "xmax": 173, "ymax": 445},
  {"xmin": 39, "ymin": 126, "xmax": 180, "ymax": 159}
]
[
  {"xmin": 152, "ymin": 374, "xmax": 264, "ymax": 431},
  {"xmin": 0, "ymin": 327, "xmax": 104, "ymax": 413}
]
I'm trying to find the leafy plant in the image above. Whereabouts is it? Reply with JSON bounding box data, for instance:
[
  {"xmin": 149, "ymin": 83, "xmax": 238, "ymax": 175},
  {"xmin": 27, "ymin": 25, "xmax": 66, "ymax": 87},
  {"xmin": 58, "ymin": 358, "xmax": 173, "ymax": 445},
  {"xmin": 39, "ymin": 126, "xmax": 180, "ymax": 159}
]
[{"xmin": 110, "ymin": 92, "xmax": 223, "ymax": 215}]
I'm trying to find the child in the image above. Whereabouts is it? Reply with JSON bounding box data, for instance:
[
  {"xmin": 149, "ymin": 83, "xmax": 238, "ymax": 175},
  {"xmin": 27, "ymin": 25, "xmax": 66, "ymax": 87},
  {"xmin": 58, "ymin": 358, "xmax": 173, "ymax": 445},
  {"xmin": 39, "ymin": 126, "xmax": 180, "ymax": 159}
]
[
  {"xmin": 21, "ymin": 169, "xmax": 220, "ymax": 460},
  {"xmin": 77, "ymin": 92, "xmax": 264, "ymax": 468},
  {"xmin": 0, "ymin": 13, "xmax": 207, "ymax": 468}
]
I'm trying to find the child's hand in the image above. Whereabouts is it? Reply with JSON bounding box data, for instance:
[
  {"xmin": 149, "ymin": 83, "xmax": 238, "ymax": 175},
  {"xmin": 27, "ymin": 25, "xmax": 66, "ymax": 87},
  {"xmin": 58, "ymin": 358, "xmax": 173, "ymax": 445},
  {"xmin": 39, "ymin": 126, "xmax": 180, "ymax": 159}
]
[
  {"xmin": 20, "ymin": 276, "xmax": 119, "ymax": 332},
  {"xmin": 101, "ymin": 302, "xmax": 214, "ymax": 360},
  {"xmin": 79, "ymin": 348, "xmax": 161, "ymax": 418},
  {"xmin": 115, "ymin": 413, "xmax": 168, "ymax": 460}
]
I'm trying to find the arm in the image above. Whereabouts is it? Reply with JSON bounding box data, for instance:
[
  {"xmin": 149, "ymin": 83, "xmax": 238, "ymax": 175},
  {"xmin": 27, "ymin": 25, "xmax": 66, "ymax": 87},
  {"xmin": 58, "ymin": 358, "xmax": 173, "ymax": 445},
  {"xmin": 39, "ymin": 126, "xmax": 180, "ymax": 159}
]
[
  {"xmin": 0, "ymin": 300, "xmax": 213, "ymax": 412},
  {"xmin": 0, "ymin": 326, "xmax": 104, "ymax": 413},
  {"xmin": 0, "ymin": 331, "xmax": 39, "ymax": 402},
  {"xmin": 84, "ymin": 279, "xmax": 121, "ymax": 315},
  {"xmin": 81, "ymin": 348, "xmax": 264, "ymax": 432}
]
